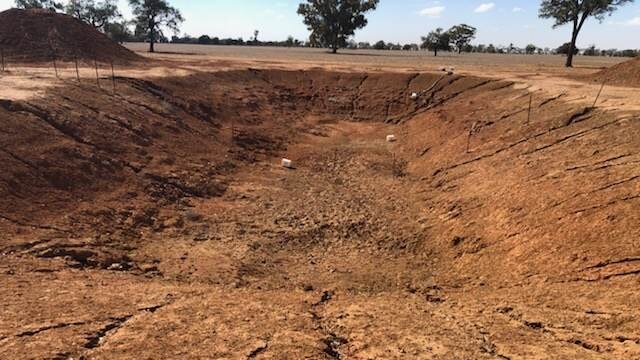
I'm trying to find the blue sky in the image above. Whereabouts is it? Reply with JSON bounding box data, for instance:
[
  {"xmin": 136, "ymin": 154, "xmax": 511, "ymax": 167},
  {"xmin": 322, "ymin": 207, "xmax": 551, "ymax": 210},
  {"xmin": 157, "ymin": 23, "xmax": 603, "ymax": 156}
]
[{"xmin": 1, "ymin": 0, "xmax": 639, "ymax": 48}]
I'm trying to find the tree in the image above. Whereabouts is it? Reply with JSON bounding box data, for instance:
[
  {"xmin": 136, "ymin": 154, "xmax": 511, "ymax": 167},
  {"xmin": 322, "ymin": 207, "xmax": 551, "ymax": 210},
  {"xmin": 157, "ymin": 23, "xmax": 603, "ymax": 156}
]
[
  {"xmin": 198, "ymin": 35, "xmax": 211, "ymax": 45},
  {"xmin": 253, "ymin": 30, "xmax": 259, "ymax": 42},
  {"xmin": 539, "ymin": 0, "xmax": 634, "ymax": 67},
  {"xmin": 297, "ymin": 0, "xmax": 379, "ymax": 54},
  {"xmin": 66, "ymin": 0, "xmax": 121, "ymax": 31},
  {"xmin": 447, "ymin": 24, "xmax": 476, "ymax": 54},
  {"xmin": 421, "ymin": 28, "xmax": 450, "ymax": 56},
  {"xmin": 584, "ymin": 44, "xmax": 599, "ymax": 56},
  {"xmin": 526, "ymin": 44, "xmax": 538, "ymax": 54},
  {"xmin": 14, "ymin": 0, "xmax": 62, "ymax": 11},
  {"xmin": 373, "ymin": 40, "xmax": 386, "ymax": 50},
  {"xmin": 129, "ymin": 0, "xmax": 184, "ymax": 53},
  {"xmin": 104, "ymin": 21, "xmax": 133, "ymax": 43},
  {"xmin": 557, "ymin": 42, "xmax": 579, "ymax": 55}
]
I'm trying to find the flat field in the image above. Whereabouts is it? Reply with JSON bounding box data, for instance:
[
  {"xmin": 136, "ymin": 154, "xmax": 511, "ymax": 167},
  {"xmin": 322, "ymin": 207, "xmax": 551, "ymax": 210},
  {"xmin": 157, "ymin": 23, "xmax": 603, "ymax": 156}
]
[{"xmin": 124, "ymin": 43, "xmax": 625, "ymax": 73}]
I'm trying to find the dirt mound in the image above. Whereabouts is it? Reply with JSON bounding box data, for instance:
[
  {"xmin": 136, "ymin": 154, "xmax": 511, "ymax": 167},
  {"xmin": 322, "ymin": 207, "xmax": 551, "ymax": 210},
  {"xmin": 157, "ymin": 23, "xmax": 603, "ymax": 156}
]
[
  {"xmin": 591, "ymin": 56, "xmax": 640, "ymax": 87},
  {"xmin": 0, "ymin": 8, "xmax": 140, "ymax": 63}
]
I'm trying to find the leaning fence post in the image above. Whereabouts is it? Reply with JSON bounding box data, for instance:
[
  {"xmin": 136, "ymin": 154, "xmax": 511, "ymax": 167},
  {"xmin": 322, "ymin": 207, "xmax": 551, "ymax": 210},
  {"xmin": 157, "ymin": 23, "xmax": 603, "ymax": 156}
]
[
  {"xmin": 94, "ymin": 57, "xmax": 100, "ymax": 88},
  {"xmin": 52, "ymin": 49, "xmax": 58, "ymax": 78},
  {"xmin": 592, "ymin": 79, "xmax": 607, "ymax": 109},
  {"xmin": 110, "ymin": 60, "xmax": 116, "ymax": 93},
  {"xmin": 74, "ymin": 53, "xmax": 80, "ymax": 82},
  {"xmin": 526, "ymin": 93, "xmax": 533, "ymax": 124}
]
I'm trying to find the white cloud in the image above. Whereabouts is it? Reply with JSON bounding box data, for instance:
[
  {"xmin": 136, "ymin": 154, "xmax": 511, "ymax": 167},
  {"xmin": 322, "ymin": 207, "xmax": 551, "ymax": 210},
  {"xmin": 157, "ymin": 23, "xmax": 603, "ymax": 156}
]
[
  {"xmin": 474, "ymin": 3, "xmax": 496, "ymax": 13},
  {"xmin": 419, "ymin": 6, "xmax": 446, "ymax": 18},
  {"xmin": 609, "ymin": 17, "xmax": 640, "ymax": 26},
  {"xmin": 623, "ymin": 17, "xmax": 640, "ymax": 26},
  {"xmin": 512, "ymin": 7, "xmax": 523, "ymax": 13}
]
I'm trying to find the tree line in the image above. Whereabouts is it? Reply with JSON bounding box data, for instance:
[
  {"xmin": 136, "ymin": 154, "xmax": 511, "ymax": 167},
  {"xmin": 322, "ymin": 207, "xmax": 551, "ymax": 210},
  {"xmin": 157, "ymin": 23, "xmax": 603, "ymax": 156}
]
[
  {"xmin": 14, "ymin": 0, "xmax": 638, "ymax": 65},
  {"xmin": 297, "ymin": 0, "xmax": 636, "ymax": 66},
  {"xmin": 170, "ymin": 33, "xmax": 305, "ymax": 48}
]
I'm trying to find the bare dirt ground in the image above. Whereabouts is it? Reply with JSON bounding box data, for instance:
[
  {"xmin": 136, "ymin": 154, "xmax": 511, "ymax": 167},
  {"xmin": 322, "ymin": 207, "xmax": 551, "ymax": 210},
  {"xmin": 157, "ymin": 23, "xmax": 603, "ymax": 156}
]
[{"xmin": 1, "ymin": 46, "xmax": 639, "ymax": 359}]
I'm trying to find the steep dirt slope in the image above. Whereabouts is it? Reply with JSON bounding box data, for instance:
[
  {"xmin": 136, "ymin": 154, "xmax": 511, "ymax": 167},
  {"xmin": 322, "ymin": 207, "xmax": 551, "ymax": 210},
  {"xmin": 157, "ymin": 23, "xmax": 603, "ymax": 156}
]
[
  {"xmin": 0, "ymin": 69, "xmax": 639, "ymax": 359},
  {"xmin": 0, "ymin": 70, "xmax": 438, "ymax": 243}
]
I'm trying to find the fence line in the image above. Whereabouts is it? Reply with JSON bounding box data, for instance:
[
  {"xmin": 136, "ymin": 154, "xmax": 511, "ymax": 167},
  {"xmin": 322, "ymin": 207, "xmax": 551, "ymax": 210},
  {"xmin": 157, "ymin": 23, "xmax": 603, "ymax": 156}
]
[{"xmin": 0, "ymin": 46, "xmax": 123, "ymax": 94}]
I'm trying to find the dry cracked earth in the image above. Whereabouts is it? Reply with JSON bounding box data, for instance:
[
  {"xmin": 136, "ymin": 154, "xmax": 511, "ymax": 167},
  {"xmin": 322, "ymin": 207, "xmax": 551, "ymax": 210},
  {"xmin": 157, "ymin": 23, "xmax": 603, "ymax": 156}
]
[{"xmin": 0, "ymin": 67, "xmax": 639, "ymax": 359}]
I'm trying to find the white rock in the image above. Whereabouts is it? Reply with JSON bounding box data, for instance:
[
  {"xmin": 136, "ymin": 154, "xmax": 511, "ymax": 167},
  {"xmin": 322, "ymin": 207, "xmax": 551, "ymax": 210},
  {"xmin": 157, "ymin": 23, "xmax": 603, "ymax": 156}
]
[
  {"xmin": 410, "ymin": 92, "xmax": 418, "ymax": 100},
  {"xmin": 386, "ymin": 135, "xmax": 397, "ymax": 143},
  {"xmin": 281, "ymin": 158, "xmax": 293, "ymax": 168}
]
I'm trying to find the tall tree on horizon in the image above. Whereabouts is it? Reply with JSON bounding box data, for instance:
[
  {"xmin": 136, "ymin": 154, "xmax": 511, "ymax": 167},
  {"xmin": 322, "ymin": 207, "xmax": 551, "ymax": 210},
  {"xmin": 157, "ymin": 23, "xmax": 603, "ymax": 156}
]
[
  {"xmin": 297, "ymin": 0, "xmax": 379, "ymax": 54},
  {"xmin": 539, "ymin": 0, "xmax": 634, "ymax": 67},
  {"xmin": 421, "ymin": 28, "xmax": 450, "ymax": 57},
  {"xmin": 448, "ymin": 24, "xmax": 477, "ymax": 54},
  {"xmin": 129, "ymin": 0, "xmax": 183, "ymax": 53}
]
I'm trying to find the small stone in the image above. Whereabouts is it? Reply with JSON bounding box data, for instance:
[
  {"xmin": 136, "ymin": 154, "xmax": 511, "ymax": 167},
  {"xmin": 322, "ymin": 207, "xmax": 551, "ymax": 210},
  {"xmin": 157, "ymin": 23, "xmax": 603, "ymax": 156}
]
[
  {"xmin": 107, "ymin": 263, "xmax": 124, "ymax": 271},
  {"xmin": 141, "ymin": 264, "xmax": 159, "ymax": 273}
]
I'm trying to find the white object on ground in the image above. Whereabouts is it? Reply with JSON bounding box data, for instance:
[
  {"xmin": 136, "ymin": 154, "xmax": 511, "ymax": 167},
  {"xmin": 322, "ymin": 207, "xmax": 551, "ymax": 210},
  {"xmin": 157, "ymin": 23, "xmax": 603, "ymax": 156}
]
[
  {"xmin": 410, "ymin": 92, "xmax": 418, "ymax": 100},
  {"xmin": 386, "ymin": 135, "xmax": 397, "ymax": 143},
  {"xmin": 281, "ymin": 158, "xmax": 293, "ymax": 168}
]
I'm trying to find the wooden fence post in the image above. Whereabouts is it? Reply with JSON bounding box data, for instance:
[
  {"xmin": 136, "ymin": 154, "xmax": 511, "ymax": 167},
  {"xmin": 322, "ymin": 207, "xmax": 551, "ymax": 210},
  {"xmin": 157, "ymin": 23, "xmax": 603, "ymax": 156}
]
[
  {"xmin": 52, "ymin": 49, "xmax": 58, "ymax": 78},
  {"xmin": 110, "ymin": 60, "xmax": 116, "ymax": 93},
  {"xmin": 94, "ymin": 58, "xmax": 100, "ymax": 88},
  {"xmin": 592, "ymin": 79, "xmax": 607, "ymax": 109},
  {"xmin": 74, "ymin": 53, "xmax": 80, "ymax": 82},
  {"xmin": 526, "ymin": 93, "xmax": 533, "ymax": 124}
]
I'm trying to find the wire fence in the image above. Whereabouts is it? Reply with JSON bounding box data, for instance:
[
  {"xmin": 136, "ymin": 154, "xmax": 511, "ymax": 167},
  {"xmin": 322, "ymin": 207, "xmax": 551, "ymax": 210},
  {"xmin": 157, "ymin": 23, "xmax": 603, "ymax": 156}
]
[{"xmin": 0, "ymin": 44, "xmax": 122, "ymax": 93}]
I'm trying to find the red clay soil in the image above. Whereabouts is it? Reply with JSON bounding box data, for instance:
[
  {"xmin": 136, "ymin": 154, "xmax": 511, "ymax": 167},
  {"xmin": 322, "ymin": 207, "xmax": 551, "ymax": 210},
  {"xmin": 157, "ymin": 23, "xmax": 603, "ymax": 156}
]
[
  {"xmin": 1, "ymin": 69, "xmax": 639, "ymax": 359},
  {"xmin": 590, "ymin": 56, "xmax": 640, "ymax": 87},
  {"xmin": 0, "ymin": 8, "xmax": 140, "ymax": 64}
]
